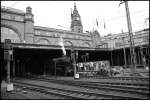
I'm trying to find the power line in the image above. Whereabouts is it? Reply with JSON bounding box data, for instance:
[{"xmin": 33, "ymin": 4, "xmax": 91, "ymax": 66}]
[
  {"xmin": 10, "ymin": 1, "xmax": 19, "ymax": 8},
  {"xmin": 2, "ymin": 1, "xmax": 20, "ymax": 8},
  {"xmin": 105, "ymin": 9, "xmax": 148, "ymax": 22}
]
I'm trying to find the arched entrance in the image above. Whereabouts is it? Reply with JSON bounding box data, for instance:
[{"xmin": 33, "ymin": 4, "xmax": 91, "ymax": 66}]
[
  {"xmin": 1, "ymin": 26, "xmax": 21, "ymax": 43},
  {"xmin": 1, "ymin": 26, "xmax": 21, "ymax": 80}
]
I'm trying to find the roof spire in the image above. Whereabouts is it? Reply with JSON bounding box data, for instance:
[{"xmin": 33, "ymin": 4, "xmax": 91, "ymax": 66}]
[{"xmin": 74, "ymin": 2, "xmax": 76, "ymax": 10}]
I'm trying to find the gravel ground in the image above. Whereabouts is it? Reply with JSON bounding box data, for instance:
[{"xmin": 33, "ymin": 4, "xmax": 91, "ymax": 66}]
[
  {"xmin": 1, "ymin": 80, "xmax": 63, "ymax": 99},
  {"xmin": 1, "ymin": 87, "xmax": 64, "ymax": 99}
]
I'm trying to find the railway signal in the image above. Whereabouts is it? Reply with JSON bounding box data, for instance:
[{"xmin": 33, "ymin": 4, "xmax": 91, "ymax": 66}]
[{"xmin": 4, "ymin": 39, "xmax": 14, "ymax": 91}]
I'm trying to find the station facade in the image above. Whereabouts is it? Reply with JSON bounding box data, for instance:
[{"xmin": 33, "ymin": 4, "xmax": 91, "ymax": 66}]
[{"xmin": 1, "ymin": 4, "xmax": 149, "ymax": 76}]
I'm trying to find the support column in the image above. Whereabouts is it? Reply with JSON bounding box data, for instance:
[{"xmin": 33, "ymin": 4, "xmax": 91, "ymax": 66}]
[
  {"xmin": 137, "ymin": 47, "xmax": 140, "ymax": 64},
  {"xmin": 138, "ymin": 47, "xmax": 142, "ymax": 64},
  {"xmin": 13, "ymin": 60, "xmax": 15, "ymax": 77},
  {"xmin": 127, "ymin": 54, "xmax": 131, "ymax": 66},
  {"xmin": 17, "ymin": 60, "xmax": 19, "ymax": 76},
  {"xmin": 7, "ymin": 59, "xmax": 10, "ymax": 84},
  {"xmin": 20, "ymin": 61, "xmax": 22, "ymax": 76},
  {"xmin": 43, "ymin": 64, "xmax": 45, "ymax": 75},
  {"xmin": 111, "ymin": 51, "xmax": 113, "ymax": 66},
  {"xmin": 140, "ymin": 46, "xmax": 144, "ymax": 66},
  {"xmin": 123, "ymin": 48, "xmax": 127, "ymax": 68},
  {"xmin": 54, "ymin": 62, "xmax": 56, "ymax": 76},
  {"xmin": 117, "ymin": 52, "xmax": 120, "ymax": 66},
  {"xmin": 22, "ymin": 62, "xmax": 24, "ymax": 75}
]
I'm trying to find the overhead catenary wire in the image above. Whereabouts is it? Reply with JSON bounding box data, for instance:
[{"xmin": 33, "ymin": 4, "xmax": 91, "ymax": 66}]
[
  {"xmin": 99, "ymin": 9, "xmax": 149, "ymax": 22},
  {"xmin": 93, "ymin": 1, "xmax": 148, "ymax": 22},
  {"xmin": 96, "ymin": 6, "xmax": 148, "ymax": 30}
]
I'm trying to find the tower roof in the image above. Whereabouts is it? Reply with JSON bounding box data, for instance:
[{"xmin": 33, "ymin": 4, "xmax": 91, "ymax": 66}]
[
  {"xmin": 70, "ymin": 2, "xmax": 83, "ymax": 33},
  {"xmin": 74, "ymin": 2, "xmax": 77, "ymax": 10},
  {"xmin": 73, "ymin": 2, "xmax": 80, "ymax": 17}
]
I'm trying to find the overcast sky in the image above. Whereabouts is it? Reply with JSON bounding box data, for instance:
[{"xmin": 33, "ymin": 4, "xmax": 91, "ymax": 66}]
[{"xmin": 1, "ymin": 1, "xmax": 149, "ymax": 36}]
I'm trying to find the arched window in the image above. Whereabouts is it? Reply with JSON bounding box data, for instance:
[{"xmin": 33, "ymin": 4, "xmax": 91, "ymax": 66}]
[
  {"xmin": 64, "ymin": 41, "xmax": 73, "ymax": 46},
  {"xmin": 1, "ymin": 27, "xmax": 20, "ymax": 43},
  {"xmin": 37, "ymin": 39, "xmax": 49, "ymax": 45},
  {"xmin": 83, "ymin": 42, "xmax": 90, "ymax": 47}
]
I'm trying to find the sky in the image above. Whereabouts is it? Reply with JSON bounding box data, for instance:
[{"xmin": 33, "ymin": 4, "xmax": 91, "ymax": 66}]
[{"xmin": 1, "ymin": 1, "xmax": 149, "ymax": 36}]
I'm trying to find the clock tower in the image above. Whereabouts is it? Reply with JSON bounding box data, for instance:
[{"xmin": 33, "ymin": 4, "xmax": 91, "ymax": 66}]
[{"xmin": 71, "ymin": 3, "xmax": 83, "ymax": 33}]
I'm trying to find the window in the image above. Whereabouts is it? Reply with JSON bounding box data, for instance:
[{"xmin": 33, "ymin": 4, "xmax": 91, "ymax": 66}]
[
  {"xmin": 64, "ymin": 41, "xmax": 73, "ymax": 46},
  {"xmin": 37, "ymin": 39, "xmax": 49, "ymax": 45},
  {"xmin": 78, "ymin": 29, "xmax": 80, "ymax": 33},
  {"xmin": 83, "ymin": 42, "xmax": 90, "ymax": 47},
  {"xmin": 35, "ymin": 31, "xmax": 41, "ymax": 35}
]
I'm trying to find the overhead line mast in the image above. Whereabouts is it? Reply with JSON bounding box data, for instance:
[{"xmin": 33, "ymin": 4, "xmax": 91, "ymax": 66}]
[{"xmin": 120, "ymin": 1, "xmax": 137, "ymax": 75}]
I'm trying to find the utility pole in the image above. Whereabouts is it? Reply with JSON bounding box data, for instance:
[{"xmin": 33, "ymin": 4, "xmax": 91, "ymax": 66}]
[
  {"xmin": 124, "ymin": 1, "xmax": 136, "ymax": 74},
  {"xmin": 120, "ymin": 1, "xmax": 136, "ymax": 74}
]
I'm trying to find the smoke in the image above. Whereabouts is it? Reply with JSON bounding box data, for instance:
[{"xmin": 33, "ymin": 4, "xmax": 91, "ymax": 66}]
[{"xmin": 59, "ymin": 35, "xmax": 66, "ymax": 56}]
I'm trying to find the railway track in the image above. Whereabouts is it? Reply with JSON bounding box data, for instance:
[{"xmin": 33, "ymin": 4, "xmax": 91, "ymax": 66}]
[
  {"xmin": 13, "ymin": 80, "xmax": 148, "ymax": 99},
  {"xmin": 30, "ymin": 75, "xmax": 149, "ymax": 87},
  {"xmin": 83, "ymin": 80, "xmax": 149, "ymax": 87},
  {"xmin": 80, "ymin": 75, "xmax": 149, "ymax": 81},
  {"xmin": 30, "ymin": 77, "xmax": 149, "ymax": 93},
  {"xmin": 36, "ymin": 78, "xmax": 149, "ymax": 93},
  {"xmin": 14, "ymin": 82, "xmax": 86, "ymax": 99},
  {"xmin": 14, "ymin": 77, "xmax": 149, "ymax": 99}
]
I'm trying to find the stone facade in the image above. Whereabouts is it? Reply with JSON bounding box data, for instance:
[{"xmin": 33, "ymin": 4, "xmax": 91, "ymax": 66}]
[
  {"xmin": 1, "ymin": 6, "xmax": 25, "ymax": 42},
  {"xmin": 1, "ymin": 5, "xmax": 100, "ymax": 49},
  {"xmin": 1, "ymin": 5, "xmax": 149, "ymax": 51},
  {"xmin": 34, "ymin": 26, "xmax": 93, "ymax": 47},
  {"xmin": 101, "ymin": 29, "xmax": 149, "ymax": 50}
]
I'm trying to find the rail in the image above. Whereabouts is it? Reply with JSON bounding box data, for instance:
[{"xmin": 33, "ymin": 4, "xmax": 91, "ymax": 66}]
[{"xmin": 13, "ymin": 77, "xmax": 149, "ymax": 99}]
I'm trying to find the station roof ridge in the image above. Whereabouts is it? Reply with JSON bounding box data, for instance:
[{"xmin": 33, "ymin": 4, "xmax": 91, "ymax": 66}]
[
  {"xmin": 34, "ymin": 25, "xmax": 70, "ymax": 32},
  {"xmin": 34, "ymin": 25, "xmax": 91, "ymax": 36},
  {"xmin": 1, "ymin": 6, "xmax": 25, "ymax": 14}
]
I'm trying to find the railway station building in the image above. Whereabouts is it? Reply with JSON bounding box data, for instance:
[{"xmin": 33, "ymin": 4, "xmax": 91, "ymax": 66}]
[{"xmin": 1, "ymin": 4, "xmax": 149, "ymax": 77}]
